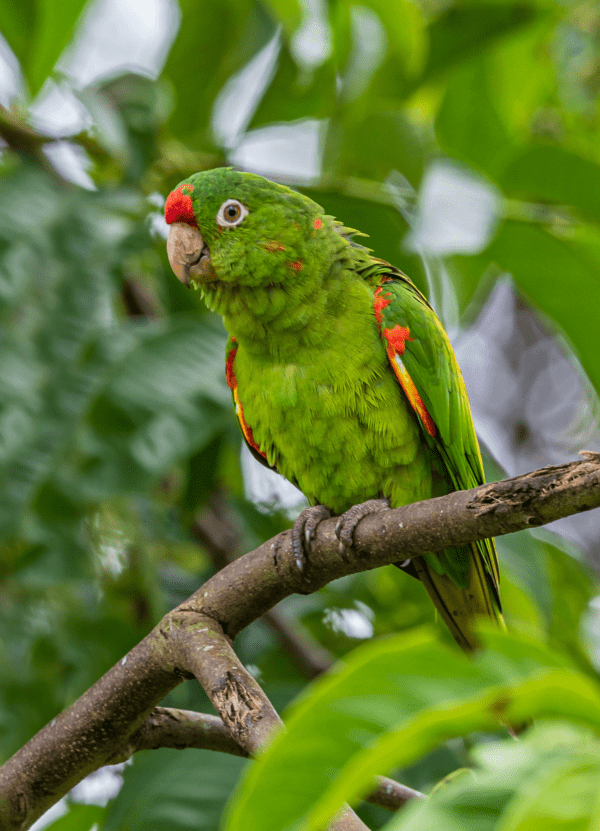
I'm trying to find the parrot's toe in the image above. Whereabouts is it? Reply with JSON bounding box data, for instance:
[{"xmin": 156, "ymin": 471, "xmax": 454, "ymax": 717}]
[
  {"xmin": 335, "ymin": 498, "xmax": 390, "ymax": 556},
  {"xmin": 292, "ymin": 505, "xmax": 332, "ymax": 571}
]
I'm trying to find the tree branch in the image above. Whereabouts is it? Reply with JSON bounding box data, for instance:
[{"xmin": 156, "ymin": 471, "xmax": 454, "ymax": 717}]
[
  {"xmin": 114, "ymin": 708, "xmax": 425, "ymax": 811},
  {"xmin": 114, "ymin": 706, "xmax": 249, "ymax": 760},
  {"xmin": 194, "ymin": 495, "xmax": 334, "ymax": 677},
  {"xmin": 1, "ymin": 454, "xmax": 599, "ymax": 830}
]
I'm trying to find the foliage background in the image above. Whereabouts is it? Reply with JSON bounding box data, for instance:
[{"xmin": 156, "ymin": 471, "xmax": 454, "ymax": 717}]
[{"xmin": 1, "ymin": 0, "xmax": 600, "ymax": 828}]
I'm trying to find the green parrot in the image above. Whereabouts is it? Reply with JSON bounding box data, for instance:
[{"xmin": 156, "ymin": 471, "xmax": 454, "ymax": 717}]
[{"xmin": 164, "ymin": 167, "xmax": 502, "ymax": 651}]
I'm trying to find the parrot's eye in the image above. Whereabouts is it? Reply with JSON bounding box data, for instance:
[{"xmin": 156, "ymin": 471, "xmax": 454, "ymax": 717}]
[{"xmin": 216, "ymin": 199, "xmax": 248, "ymax": 228}]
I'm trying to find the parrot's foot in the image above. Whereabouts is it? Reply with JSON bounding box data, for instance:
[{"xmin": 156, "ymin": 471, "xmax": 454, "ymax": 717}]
[
  {"xmin": 292, "ymin": 505, "xmax": 332, "ymax": 571},
  {"xmin": 335, "ymin": 498, "xmax": 390, "ymax": 556}
]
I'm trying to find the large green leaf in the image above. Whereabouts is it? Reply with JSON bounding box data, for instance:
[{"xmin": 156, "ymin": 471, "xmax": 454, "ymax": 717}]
[
  {"xmin": 387, "ymin": 722, "xmax": 600, "ymax": 831},
  {"xmin": 224, "ymin": 628, "xmax": 597, "ymax": 831},
  {"xmin": 357, "ymin": 0, "xmax": 426, "ymax": 81},
  {"xmin": 259, "ymin": 0, "xmax": 302, "ymax": 38}
]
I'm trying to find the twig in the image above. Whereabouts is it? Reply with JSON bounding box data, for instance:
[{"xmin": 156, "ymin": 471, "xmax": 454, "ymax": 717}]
[{"xmin": 1, "ymin": 454, "xmax": 599, "ymax": 830}]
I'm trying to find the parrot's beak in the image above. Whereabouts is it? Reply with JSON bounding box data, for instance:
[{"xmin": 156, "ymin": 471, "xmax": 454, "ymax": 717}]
[{"xmin": 166, "ymin": 222, "xmax": 215, "ymax": 287}]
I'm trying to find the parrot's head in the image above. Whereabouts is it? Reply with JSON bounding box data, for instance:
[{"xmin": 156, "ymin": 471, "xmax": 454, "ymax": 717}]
[{"xmin": 164, "ymin": 167, "xmax": 326, "ymax": 293}]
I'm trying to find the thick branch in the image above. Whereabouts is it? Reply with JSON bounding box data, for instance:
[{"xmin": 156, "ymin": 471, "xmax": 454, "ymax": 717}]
[
  {"xmin": 195, "ymin": 453, "xmax": 600, "ymax": 639},
  {"xmin": 1, "ymin": 455, "xmax": 599, "ymax": 830}
]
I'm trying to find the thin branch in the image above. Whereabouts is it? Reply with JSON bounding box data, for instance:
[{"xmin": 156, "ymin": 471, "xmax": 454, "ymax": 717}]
[
  {"xmin": 1, "ymin": 455, "xmax": 600, "ymax": 830},
  {"xmin": 115, "ymin": 707, "xmax": 424, "ymax": 810},
  {"xmin": 114, "ymin": 706, "xmax": 249, "ymax": 760}
]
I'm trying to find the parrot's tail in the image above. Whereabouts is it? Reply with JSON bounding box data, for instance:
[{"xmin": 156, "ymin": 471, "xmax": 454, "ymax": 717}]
[{"xmin": 411, "ymin": 539, "xmax": 504, "ymax": 652}]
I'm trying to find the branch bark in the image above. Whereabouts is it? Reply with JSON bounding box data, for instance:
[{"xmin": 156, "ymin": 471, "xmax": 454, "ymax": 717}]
[
  {"xmin": 1, "ymin": 454, "xmax": 599, "ymax": 830},
  {"xmin": 113, "ymin": 708, "xmax": 425, "ymax": 810}
]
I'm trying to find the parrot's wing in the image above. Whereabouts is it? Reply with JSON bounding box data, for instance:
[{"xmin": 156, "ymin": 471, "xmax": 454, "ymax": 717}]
[
  {"xmin": 374, "ymin": 273, "xmax": 501, "ymax": 644},
  {"xmin": 226, "ymin": 336, "xmax": 280, "ymax": 473}
]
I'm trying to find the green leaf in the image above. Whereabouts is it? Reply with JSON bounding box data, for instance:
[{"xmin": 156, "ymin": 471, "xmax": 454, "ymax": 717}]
[
  {"xmin": 2, "ymin": 0, "xmax": 90, "ymax": 98},
  {"xmin": 497, "ymin": 753, "xmax": 600, "ymax": 831},
  {"xmin": 260, "ymin": 0, "xmax": 302, "ymax": 38},
  {"xmin": 0, "ymin": 0, "xmax": 37, "ymax": 72},
  {"xmin": 436, "ymin": 56, "xmax": 513, "ymax": 178},
  {"xmin": 424, "ymin": 3, "xmax": 541, "ymax": 82},
  {"xmin": 163, "ymin": 0, "xmax": 275, "ymax": 142},
  {"xmin": 387, "ymin": 722, "xmax": 600, "ymax": 831},
  {"xmin": 324, "ymin": 109, "xmax": 424, "ymax": 186},
  {"xmin": 224, "ymin": 628, "xmax": 593, "ymax": 831},
  {"xmin": 43, "ymin": 803, "xmax": 106, "ymax": 830},
  {"xmin": 358, "ymin": 0, "xmax": 426, "ymax": 80},
  {"xmin": 484, "ymin": 220, "xmax": 600, "ymax": 398},
  {"xmin": 248, "ymin": 45, "xmax": 336, "ymax": 131},
  {"xmin": 502, "ymin": 145, "xmax": 600, "ymax": 225},
  {"xmin": 102, "ymin": 748, "xmax": 246, "ymax": 831},
  {"xmin": 306, "ymin": 671, "xmax": 600, "ymax": 831}
]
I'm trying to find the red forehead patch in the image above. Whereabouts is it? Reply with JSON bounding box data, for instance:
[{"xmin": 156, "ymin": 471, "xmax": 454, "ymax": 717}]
[{"xmin": 164, "ymin": 183, "xmax": 197, "ymax": 227}]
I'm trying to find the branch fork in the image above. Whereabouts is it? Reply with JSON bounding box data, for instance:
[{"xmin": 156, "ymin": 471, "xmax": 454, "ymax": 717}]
[{"xmin": 1, "ymin": 455, "xmax": 600, "ymax": 831}]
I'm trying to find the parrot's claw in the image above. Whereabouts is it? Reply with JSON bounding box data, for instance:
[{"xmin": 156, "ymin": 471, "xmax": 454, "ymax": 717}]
[
  {"xmin": 292, "ymin": 505, "xmax": 332, "ymax": 571},
  {"xmin": 335, "ymin": 498, "xmax": 390, "ymax": 556}
]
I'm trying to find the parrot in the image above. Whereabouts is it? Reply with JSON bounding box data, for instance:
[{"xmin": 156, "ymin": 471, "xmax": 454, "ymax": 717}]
[{"xmin": 164, "ymin": 167, "xmax": 502, "ymax": 651}]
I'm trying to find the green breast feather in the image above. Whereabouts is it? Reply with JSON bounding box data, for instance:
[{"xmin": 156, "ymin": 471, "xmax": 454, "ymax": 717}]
[{"xmin": 164, "ymin": 166, "xmax": 503, "ymax": 651}]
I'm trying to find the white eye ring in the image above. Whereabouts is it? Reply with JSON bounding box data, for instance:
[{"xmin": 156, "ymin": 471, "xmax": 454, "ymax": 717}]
[{"xmin": 216, "ymin": 199, "xmax": 248, "ymax": 227}]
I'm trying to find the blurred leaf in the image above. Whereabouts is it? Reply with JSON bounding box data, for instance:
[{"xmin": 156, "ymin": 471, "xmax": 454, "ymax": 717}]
[
  {"xmin": 436, "ymin": 56, "xmax": 513, "ymax": 177},
  {"xmin": 388, "ymin": 722, "xmax": 600, "ymax": 831},
  {"xmin": 496, "ymin": 752, "xmax": 600, "ymax": 830},
  {"xmin": 225, "ymin": 628, "xmax": 597, "ymax": 831},
  {"xmin": 359, "ymin": 0, "xmax": 426, "ymax": 80},
  {"xmin": 502, "ymin": 145, "xmax": 600, "ymax": 224},
  {"xmin": 0, "ymin": 1, "xmax": 35, "ymax": 81},
  {"xmin": 163, "ymin": 0, "xmax": 275, "ymax": 142},
  {"xmin": 260, "ymin": 0, "xmax": 302, "ymax": 38},
  {"xmin": 0, "ymin": 0, "xmax": 89, "ymax": 97},
  {"xmin": 484, "ymin": 220, "xmax": 600, "ymax": 398},
  {"xmin": 423, "ymin": 3, "xmax": 541, "ymax": 83},
  {"xmin": 102, "ymin": 748, "xmax": 246, "ymax": 831},
  {"xmin": 43, "ymin": 803, "xmax": 107, "ymax": 830},
  {"xmin": 325, "ymin": 109, "xmax": 424, "ymax": 186},
  {"xmin": 248, "ymin": 45, "xmax": 336, "ymax": 130}
]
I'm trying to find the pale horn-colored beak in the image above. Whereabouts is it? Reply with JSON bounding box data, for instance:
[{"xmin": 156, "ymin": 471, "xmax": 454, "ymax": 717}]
[{"xmin": 166, "ymin": 222, "xmax": 215, "ymax": 287}]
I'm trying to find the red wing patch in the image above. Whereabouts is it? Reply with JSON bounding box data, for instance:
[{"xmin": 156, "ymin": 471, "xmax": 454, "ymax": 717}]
[
  {"xmin": 374, "ymin": 284, "xmax": 436, "ymax": 438},
  {"xmin": 225, "ymin": 342, "xmax": 268, "ymax": 459},
  {"xmin": 374, "ymin": 285, "xmax": 392, "ymax": 326},
  {"xmin": 383, "ymin": 324, "xmax": 413, "ymax": 356}
]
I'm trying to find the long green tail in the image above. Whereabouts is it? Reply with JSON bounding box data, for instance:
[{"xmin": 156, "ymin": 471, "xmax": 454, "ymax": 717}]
[{"xmin": 411, "ymin": 539, "xmax": 504, "ymax": 651}]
